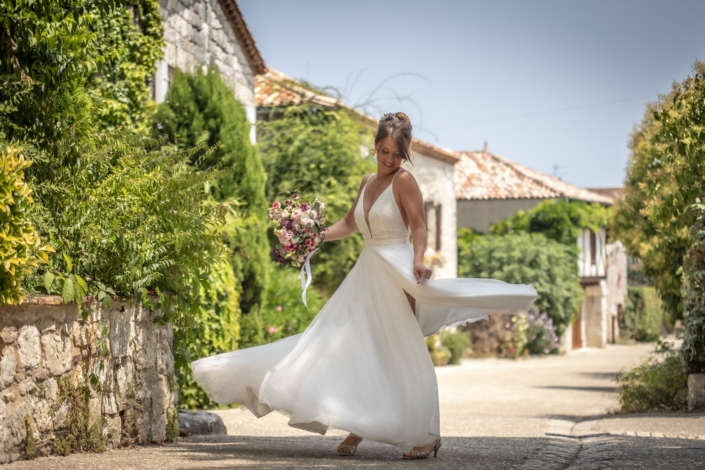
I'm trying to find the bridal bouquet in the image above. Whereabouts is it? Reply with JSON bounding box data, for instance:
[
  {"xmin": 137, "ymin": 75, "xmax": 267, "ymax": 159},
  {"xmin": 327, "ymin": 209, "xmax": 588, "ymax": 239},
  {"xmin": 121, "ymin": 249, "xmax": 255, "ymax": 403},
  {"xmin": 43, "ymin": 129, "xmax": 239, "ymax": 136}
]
[{"xmin": 269, "ymin": 191, "xmax": 327, "ymax": 267}]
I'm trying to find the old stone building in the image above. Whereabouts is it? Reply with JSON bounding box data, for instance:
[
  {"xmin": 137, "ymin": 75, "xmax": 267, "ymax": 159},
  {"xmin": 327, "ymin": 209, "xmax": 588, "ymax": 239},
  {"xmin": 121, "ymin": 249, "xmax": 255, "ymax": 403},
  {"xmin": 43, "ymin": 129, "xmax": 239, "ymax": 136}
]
[
  {"xmin": 155, "ymin": 0, "xmax": 266, "ymax": 141},
  {"xmin": 255, "ymin": 69, "xmax": 461, "ymax": 279},
  {"xmin": 455, "ymin": 148, "xmax": 626, "ymax": 350}
]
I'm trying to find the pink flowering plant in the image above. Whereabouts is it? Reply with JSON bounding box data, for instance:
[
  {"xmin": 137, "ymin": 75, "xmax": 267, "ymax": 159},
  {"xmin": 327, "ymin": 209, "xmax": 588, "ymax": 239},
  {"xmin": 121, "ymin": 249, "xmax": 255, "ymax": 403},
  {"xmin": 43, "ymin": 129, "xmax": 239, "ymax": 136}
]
[{"xmin": 268, "ymin": 190, "xmax": 328, "ymax": 267}]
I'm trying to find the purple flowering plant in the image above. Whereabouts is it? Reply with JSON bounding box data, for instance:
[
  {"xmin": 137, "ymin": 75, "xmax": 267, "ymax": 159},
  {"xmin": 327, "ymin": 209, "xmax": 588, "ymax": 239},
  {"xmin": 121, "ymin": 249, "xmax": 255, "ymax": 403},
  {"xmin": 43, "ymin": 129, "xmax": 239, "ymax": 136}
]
[{"xmin": 525, "ymin": 311, "xmax": 560, "ymax": 355}]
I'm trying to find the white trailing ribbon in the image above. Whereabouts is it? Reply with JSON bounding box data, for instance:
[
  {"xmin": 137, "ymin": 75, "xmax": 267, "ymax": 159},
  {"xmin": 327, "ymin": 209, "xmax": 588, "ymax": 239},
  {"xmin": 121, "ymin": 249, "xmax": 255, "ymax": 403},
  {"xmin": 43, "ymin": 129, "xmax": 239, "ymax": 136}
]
[{"xmin": 300, "ymin": 248, "xmax": 318, "ymax": 308}]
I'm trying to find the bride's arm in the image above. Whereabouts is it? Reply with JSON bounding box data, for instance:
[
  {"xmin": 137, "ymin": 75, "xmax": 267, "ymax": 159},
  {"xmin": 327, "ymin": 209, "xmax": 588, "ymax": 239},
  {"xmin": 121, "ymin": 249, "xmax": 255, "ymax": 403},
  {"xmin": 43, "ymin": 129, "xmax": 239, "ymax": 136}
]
[
  {"xmin": 396, "ymin": 171, "xmax": 433, "ymax": 283},
  {"xmin": 322, "ymin": 174, "xmax": 372, "ymax": 242}
]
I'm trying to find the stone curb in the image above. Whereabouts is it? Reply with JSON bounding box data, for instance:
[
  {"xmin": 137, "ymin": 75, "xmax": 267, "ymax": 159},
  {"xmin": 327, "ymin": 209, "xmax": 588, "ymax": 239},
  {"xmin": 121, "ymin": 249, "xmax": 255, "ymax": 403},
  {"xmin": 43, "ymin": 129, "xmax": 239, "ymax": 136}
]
[{"xmin": 603, "ymin": 431, "xmax": 705, "ymax": 440}]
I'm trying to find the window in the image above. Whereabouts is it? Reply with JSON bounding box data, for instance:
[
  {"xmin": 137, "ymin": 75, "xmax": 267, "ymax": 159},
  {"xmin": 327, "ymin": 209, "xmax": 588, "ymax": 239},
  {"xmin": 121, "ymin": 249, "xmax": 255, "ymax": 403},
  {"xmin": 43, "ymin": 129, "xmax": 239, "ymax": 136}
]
[
  {"xmin": 424, "ymin": 202, "xmax": 442, "ymax": 252},
  {"xmin": 590, "ymin": 230, "xmax": 597, "ymax": 266}
]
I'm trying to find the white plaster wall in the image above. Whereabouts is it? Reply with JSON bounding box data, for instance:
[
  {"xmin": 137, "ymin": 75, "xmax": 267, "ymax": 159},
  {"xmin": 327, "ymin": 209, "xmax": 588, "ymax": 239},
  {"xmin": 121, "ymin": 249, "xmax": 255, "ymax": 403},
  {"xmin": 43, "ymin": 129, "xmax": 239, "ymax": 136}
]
[
  {"xmin": 407, "ymin": 153, "xmax": 457, "ymax": 279},
  {"xmin": 583, "ymin": 281, "xmax": 608, "ymax": 348},
  {"xmin": 159, "ymin": 0, "xmax": 257, "ymax": 141},
  {"xmin": 606, "ymin": 241, "xmax": 628, "ymax": 342}
]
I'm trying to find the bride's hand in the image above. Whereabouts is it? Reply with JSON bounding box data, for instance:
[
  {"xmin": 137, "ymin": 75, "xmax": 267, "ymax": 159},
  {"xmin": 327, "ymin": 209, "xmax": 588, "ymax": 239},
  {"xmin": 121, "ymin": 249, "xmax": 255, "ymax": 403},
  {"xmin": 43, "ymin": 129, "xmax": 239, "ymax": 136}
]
[{"xmin": 413, "ymin": 262, "xmax": 432, "ymax": 284}]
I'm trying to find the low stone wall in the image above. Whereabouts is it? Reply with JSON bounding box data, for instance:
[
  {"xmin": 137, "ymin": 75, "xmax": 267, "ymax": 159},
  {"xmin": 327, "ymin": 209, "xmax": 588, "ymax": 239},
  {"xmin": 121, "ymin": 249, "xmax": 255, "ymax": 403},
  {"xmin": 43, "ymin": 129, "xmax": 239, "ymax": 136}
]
[{"xmin": 0, "ymin": 297, "xmax": 177, "ymax": 463}]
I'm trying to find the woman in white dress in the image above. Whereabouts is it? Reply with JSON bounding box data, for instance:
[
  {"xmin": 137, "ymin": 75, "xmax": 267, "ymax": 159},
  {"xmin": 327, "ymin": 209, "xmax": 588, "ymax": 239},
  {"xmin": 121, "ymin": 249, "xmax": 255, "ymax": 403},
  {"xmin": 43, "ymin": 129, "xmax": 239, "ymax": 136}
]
[{"xmin": 192, "ymin": 112, "xmax": 537, "ymax": 459}]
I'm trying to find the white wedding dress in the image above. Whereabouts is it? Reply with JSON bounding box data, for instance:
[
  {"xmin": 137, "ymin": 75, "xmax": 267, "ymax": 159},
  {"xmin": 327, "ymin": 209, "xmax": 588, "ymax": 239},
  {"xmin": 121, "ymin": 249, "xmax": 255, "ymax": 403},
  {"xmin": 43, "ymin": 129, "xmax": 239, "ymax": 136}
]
[{"xmin": 192, "ymin": 173, "xmax": 537, "ymax": 447}]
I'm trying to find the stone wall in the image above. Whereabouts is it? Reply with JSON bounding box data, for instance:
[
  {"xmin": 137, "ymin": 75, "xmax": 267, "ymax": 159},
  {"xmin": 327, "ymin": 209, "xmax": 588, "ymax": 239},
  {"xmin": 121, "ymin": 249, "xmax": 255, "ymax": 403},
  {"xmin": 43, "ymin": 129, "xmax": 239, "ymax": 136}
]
[
  {"xmin": 158, "ymin": 0, "xmax": 257, "ymax": 141},
  {"xmin": 409, "ymin": 153, "xmax": 458, "ymax": 279},
  {"xmin": 0, "ymin": 297, "xmax": 177, "ymax": 463}
]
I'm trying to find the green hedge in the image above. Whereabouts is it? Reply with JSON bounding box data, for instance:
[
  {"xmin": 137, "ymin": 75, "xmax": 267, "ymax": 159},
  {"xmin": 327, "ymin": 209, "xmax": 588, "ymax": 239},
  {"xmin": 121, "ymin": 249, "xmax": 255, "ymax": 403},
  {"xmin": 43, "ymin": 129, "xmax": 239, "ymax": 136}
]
[
  {"xmin": 622, "ymin": 287, "xmax": 663, "ymax": 342},
  {"xmin": 458, "ymin": 230, "xmax": 583, "ymax": 336}
]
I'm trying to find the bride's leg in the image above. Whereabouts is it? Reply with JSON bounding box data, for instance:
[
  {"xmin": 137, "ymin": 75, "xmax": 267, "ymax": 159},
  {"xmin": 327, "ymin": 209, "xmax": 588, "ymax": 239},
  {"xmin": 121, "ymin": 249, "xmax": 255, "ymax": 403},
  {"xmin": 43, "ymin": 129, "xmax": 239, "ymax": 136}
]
[{"xmin": 403, "ymin": 290, "xmax": 416, "ymax": 316}]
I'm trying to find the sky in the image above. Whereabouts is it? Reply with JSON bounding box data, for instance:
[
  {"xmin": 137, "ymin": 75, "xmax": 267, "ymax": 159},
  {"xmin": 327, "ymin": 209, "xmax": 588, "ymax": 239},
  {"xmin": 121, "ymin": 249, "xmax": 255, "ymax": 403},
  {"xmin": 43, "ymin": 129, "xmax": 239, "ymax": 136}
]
[{"xmin": 238, "ymin": 0, "xmax": 705, "ymax": 188}]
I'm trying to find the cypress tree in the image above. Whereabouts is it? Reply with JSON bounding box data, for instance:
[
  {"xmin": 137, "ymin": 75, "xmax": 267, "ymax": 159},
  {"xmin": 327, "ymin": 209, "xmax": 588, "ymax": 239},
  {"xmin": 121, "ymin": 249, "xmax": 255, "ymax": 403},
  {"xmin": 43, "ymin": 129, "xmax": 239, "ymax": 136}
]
[{"xmin": 154, "ymin": 67, "xmax": 268, "ymax": 313}]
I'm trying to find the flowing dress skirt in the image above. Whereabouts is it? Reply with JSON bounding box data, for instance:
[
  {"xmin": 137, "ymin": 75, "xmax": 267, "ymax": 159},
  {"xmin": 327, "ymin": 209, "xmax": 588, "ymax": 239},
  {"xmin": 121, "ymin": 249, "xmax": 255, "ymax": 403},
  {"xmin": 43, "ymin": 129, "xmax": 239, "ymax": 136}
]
[{"xmin": 192, "ymin": 238, "xmax": 536, "ymax": 447}]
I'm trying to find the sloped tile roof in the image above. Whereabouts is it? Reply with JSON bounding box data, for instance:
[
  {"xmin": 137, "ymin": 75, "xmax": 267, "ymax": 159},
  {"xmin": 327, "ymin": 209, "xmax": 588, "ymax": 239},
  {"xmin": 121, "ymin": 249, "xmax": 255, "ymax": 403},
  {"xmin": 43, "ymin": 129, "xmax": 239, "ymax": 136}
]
[
  {"xmin": 455, "ymin": 151, "xmax": 614, "ymax": 204},
  {"xmin": 218, "ymin": 1, "xmax": 265, "ymax": 75},
  {"xmin": 255, "ymin": 68, "xmax": 460, "ymax": 164},
  {"xmin": 585, "ymin": 187, "xmax": 624, "ymax": 202}
]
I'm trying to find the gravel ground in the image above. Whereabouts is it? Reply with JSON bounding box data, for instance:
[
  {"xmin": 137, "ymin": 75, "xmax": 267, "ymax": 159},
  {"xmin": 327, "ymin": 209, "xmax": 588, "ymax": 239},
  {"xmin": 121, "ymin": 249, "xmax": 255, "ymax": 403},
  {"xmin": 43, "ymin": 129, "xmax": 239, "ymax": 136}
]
[{"xmin": 7, "ymin": 343, "xmax": 705, "ymax": 469}]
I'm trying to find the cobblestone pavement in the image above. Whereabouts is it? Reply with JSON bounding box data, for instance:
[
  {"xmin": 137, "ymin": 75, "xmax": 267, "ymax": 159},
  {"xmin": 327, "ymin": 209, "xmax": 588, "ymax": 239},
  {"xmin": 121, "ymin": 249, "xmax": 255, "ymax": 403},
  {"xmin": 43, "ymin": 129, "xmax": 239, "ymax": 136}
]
[{"xmin": 7, "ymin": 343, "xmax": 705, "ymax": 469}]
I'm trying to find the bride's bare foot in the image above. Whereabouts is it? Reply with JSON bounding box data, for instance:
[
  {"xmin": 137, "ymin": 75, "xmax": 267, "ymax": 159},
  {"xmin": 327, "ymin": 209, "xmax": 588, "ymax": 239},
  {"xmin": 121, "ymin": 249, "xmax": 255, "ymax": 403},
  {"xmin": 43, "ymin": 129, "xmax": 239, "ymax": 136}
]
[{"xmin": 337, "ymin": 433, "xmax": 363, "ymax": 456}]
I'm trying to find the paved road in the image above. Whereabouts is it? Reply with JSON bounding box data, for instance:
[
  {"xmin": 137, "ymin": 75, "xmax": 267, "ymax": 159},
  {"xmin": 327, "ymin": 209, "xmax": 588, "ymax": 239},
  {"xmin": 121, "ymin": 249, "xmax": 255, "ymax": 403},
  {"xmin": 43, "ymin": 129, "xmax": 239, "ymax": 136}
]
[{"xmin": 7, "ymin": 343, "xmax": 705, "ymax": 469}]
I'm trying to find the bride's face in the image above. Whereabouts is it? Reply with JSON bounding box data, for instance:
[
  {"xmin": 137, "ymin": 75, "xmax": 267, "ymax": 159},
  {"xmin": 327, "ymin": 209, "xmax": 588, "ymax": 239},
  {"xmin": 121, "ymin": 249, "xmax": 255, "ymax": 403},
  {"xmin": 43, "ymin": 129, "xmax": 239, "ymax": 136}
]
[{"xmin": 375, "ymin": 136, "xmax": 403, "ymax": 175}]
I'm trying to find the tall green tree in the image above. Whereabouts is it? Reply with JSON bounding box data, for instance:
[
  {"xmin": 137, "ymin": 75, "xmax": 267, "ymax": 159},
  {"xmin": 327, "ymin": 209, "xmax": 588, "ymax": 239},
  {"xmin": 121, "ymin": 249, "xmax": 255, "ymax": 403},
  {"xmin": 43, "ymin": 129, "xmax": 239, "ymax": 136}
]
[
  {"xmin": 154, "ymin": 67, "xmax": 269, "ymax": 313},
  {"xmin": 612, "ymin": 61, "xmax": 705, "ymax": 322},
  {"xmin": 258, "ymin": 104, "xmax": 376, "ymax": 292}
]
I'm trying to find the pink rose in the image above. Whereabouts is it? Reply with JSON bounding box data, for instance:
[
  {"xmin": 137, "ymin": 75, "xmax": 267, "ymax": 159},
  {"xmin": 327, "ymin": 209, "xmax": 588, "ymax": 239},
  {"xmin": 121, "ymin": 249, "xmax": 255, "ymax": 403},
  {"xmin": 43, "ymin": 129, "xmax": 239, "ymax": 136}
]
[
  {"xmin": 272, "ymin": 200, "xmax": 281, "ymax": 210},
  {"xmin": 276, "ymin": 305, "xmax": 282, "ymax": 312},
  {"xmin": 284, "ymin": 244, "xmax": 294, "ymax": 252},
  {"xmin": 268, "ymin": 326, "xmax": 278, "ymax": 334}
]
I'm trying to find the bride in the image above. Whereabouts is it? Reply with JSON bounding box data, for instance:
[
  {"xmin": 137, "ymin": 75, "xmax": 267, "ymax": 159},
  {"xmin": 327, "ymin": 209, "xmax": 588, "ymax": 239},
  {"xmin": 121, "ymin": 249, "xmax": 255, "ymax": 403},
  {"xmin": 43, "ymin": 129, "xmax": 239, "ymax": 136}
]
[{"xmin": 192, "ymin": 112, "xmax": 537, "ymax": 459}]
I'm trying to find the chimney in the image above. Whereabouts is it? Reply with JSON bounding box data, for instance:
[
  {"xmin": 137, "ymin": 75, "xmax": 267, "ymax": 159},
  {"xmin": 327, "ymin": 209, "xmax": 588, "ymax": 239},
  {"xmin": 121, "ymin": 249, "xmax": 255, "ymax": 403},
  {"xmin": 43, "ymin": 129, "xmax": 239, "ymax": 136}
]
[{"xmin": 483, "ymin": 141, "xmax": 488, "ymax": 154}]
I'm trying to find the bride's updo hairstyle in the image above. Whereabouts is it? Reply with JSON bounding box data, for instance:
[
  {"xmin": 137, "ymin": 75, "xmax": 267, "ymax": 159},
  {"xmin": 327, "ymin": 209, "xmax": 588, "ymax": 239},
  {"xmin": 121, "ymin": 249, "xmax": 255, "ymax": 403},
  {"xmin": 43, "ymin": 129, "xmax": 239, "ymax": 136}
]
[{"xmin": 374, "ymin": 112, "xmax": 413, "ymax": 163}]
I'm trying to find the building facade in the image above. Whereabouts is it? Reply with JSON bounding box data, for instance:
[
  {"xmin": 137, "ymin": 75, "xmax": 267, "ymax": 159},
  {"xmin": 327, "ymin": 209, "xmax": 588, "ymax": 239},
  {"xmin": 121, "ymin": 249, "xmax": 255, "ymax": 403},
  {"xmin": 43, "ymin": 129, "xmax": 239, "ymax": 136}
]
[{"xmin": 156, "ymin": 0, "xmax": 265, "ymax": 141}]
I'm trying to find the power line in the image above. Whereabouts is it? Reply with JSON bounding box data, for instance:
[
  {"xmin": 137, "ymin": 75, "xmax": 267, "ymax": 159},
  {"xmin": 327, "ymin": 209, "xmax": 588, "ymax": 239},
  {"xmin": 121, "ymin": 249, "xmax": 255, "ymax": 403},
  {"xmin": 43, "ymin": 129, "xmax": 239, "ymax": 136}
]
[{"xmin": 432, "ymin": 96, "xmax": 653, "ymax": 131}]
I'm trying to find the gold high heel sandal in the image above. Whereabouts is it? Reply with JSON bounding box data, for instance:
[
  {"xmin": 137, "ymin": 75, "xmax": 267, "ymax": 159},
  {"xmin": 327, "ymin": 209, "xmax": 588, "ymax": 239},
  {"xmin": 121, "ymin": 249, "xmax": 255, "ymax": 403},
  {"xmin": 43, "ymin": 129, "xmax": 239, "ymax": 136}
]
[
  {"xmin": 337, "ymin": 435, "xmax": 362, "ymax": 456},
  {"xmin": 402, "ymin": 438, "xmax": 441, "ymax": 460}
]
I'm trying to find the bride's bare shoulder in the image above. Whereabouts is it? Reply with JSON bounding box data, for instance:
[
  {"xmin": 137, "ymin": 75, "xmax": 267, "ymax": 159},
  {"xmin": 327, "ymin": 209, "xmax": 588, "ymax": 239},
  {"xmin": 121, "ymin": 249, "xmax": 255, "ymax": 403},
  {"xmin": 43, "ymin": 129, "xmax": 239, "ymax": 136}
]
[{"xmin": 394, "ymin": 169, "xmax": 420, "ymax": 190}]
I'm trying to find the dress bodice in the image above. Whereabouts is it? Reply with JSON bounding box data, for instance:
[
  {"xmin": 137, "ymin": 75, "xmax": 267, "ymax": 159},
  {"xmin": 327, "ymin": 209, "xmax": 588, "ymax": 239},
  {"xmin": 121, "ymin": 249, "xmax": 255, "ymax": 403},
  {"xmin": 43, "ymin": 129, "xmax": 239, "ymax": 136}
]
[{"xmin": 354, "ymin": 173, "xmax": 409, "ymax": 241}]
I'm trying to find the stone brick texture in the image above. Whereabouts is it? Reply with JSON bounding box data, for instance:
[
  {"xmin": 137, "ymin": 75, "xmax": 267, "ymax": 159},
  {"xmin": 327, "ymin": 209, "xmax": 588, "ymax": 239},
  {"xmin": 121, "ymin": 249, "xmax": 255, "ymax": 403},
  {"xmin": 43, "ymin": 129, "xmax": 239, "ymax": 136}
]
[{"xmin": 0, "ymin": 297, "xmax": 177, "ymax": 463}]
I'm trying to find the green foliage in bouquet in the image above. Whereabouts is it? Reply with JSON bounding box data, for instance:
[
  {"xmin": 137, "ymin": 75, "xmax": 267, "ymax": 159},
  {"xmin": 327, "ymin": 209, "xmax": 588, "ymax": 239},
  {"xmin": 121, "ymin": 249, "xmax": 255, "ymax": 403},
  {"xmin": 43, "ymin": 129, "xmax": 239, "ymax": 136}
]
[
  {"xmin": 491, "ymin": 199, "xmax": 610, "ymax": 247},
  {"xmin": 622, "ymin": 287, "xmax": 664, "ymax": 342},
  {"xmin": 239, "ymin": 262, "xmax": 327, "ymax": 348},
  {"xmin": 258, "ymin": 104, "xmax": 376, "ymax": 293},
  {"xmin": 458, "ymin": 229, "xmax": 583, "ymax": 336},
  {"xmin": 154, "ymin": 66, "xmax": 269, "ymax": 314},
  {"xmin": 612, "ymin": 61, "xmax": 705, "ymax": 322},
  {"xmin": 175, "ymin": 259, "xmax": 241, "ymax": 409},
  {"xmin": 616, "ymin": 340, "xmax": 688, "ymax": 412},
  {"xmin": 0, "ymin": 146, "xmax": 53, "ymax": 304}
]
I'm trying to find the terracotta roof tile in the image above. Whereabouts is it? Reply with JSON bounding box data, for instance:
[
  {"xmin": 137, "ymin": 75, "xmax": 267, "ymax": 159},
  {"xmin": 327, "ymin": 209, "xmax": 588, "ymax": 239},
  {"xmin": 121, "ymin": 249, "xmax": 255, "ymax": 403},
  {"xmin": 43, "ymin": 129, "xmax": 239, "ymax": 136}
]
[
  {"xmin": 256, "ymin": 69, "xmax": 460, "ymax": 164},
  {"xmin": 455, "ymin": 151, "xmax": 613, "ymax": 204}
]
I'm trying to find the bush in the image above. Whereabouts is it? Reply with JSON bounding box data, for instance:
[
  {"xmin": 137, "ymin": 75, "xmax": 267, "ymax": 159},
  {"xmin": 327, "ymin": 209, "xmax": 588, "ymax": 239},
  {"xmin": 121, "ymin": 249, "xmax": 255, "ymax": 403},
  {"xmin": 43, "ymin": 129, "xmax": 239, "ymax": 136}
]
[
  {"xmin": 491, "ymin": 199, "xmax": 610, "ymax": 246},
  {"xmin": 26, "ymin": 132, "xmax": 227, "ymax": 308},
  {"xmin": 239, "ymin": 261, "xmax": 328, "ymax": 348},
  {"xmin": 458, "ymin": 230, "xmax": 583, "ymax": 336},
  {"xmin": 258, "ymin": 104, "xmax": 376, "ymax": 293},
  {"xmin": 0, "ymin": 146, "xmax": 52, "ymax": 304},
  {"xmin": 154, "ymin": 66, "xmax": 269, "ymax": 314},
  {"xmin": 683, "ymin": 202, "xmax": 705, "ymax": 373},
  {"xmin": 616, "ymin": 340, "xmax": 688, "ymax": 412},
  {"xmin": 525, "ymin": 311, "xmax": 560, "ymax": 355},
  {"xmin": 501, "ymin": 315, "xmax": 528, "ymax": 358},
  {"xmin": 622, "ymin": 287, "xmax": 664, "ymax": 342},
  {"xmin": 175, "ymin": 259, "xmax": 240, "ymax": 409},
  {"xmin": 440, "ymin": 328, "xmax": 471, "ymax": 365},
  {"xmin": 426, "ymin": 335, "xmax": 451, "ymax": 366}
]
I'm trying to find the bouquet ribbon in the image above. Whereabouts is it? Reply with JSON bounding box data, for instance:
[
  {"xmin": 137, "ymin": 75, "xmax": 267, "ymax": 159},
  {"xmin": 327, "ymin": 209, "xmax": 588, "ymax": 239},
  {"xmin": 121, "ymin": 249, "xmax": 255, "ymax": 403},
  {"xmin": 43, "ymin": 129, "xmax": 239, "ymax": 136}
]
[{"xmin": 300, "ymin": 248, "xmax": 318, "ymax": 308}]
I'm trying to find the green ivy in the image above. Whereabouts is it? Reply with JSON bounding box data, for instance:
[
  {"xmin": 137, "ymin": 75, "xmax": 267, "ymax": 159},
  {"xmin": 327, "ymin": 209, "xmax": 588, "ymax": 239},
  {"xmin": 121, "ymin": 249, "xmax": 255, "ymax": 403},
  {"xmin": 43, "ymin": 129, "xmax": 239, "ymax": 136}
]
[
  {"xmin": 257, "ymin": 104, "xmax": 376, "ymax": 293},
  {"xmin": 682, "ymin": 202, "xmax": 705, "ymax": 373}
]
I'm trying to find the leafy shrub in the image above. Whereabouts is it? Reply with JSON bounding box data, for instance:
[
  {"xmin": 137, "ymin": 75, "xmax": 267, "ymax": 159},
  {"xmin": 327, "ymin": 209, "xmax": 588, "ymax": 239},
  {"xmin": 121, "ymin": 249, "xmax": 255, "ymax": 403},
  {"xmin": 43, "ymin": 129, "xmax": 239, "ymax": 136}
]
[
  {"xmin": 622, "ymin": 287, "xmax": 663, "ymax": 342},
  {"xmin": 491, "ymin": 199, "xmax": 610, "ymax": 246},
  {"xmin": 175, "ymin": 259, "xmax": 240, "ymax": 409},
  {"xmin": 26, "ymin": 132, "xmax": 227, "ymax": 308},
  {"xmin": 525, "ymin": 311, "xmax": 560, "ymax": 355},
  {"xmin": 440, "ymin": 328, "xmax": 471, "ymax": 365},
  {"xmin": 154, "ymin": 66, "xmax": 269, "ymax": 314},
  {"xmin": 0, "ymin": 146, "xmax": 52, "ymax": 304},
  {"xmin": 458, "ymin": 230, "xmax": 583, "ymax": 336},
  {"xmin": 683, "ymin": 201, "xmax": 705, "ymax": 373},
  {"xmin": 616, "ymin": 340, "xmax": 688, "ymax": 412},
  {"xmin": 426, "ymin": 335, "xmax": 451, "ymax": 366},
  {"xmin": 239, "ymin": 262, "xmax": 327, "ymax": 348},
  {"xmin": 501, "ymin": 315, "xmax": 528, "ymax": 358},
  {"xmin": 258, "ymin": 104, "xmax": 376, "ymax": 293}
]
